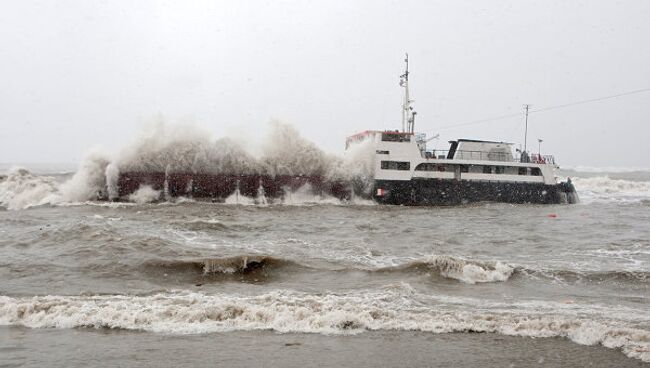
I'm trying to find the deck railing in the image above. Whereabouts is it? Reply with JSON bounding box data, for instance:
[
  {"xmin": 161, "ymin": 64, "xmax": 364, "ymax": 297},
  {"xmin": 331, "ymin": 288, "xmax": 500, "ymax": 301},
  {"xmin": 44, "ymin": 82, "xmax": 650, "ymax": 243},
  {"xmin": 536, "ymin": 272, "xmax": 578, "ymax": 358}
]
[{"xmin": 422, "ymin": 150, "xmax": 556, "ymax": 165}]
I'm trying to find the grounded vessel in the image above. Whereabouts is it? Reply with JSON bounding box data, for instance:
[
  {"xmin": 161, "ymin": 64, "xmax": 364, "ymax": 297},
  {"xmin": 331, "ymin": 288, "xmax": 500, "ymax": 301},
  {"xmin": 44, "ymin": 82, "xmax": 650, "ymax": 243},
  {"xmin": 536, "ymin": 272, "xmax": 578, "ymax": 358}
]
[
  {"xmin": 114, "ymin": 55, "xmax": 578, "ymax": 205},
  {"xmin": 345, "ymin": 54, "xmax": 578, "ymax": 205}
]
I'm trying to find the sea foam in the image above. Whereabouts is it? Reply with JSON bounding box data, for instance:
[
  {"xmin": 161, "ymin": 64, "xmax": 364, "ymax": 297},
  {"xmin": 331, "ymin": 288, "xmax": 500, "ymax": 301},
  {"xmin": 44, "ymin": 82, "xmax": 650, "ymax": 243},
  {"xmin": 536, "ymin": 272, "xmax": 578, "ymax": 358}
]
[
  {"xmin": 572, "ymin": 176, "xmax": 650, "ymax": 203},
  {"xmin": 0, "ymin": 121, "xmax": 373, "ymax": 209},
  {"xmin": 1, "ymin": 290, "xmax": 648, "ymax": 362}
]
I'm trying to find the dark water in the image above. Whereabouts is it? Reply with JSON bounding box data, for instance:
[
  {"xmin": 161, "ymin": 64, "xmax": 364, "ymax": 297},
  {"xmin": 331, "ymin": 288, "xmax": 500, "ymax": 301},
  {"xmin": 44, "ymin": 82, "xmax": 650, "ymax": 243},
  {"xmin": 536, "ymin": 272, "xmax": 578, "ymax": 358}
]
[{"xmin": 1, "ymin": 168, "xmax": 649, "ymax": 366}]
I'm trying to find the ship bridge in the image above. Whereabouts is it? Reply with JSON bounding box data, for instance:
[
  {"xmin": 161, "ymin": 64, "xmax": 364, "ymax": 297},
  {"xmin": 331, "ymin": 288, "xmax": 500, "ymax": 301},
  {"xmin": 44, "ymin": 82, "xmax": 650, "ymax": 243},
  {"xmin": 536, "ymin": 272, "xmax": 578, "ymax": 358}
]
[{"xmin": 345, "ymin": 130, "xmax": 414, "ymax": 149}]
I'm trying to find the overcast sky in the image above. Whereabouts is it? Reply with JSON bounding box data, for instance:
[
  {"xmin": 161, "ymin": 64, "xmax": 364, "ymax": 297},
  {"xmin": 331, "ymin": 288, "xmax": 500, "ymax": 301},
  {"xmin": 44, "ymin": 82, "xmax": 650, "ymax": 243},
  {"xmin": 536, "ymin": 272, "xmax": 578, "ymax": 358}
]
[{"xmin": 1, "ymin": 0, "xmax": 649, "ymax": 168}]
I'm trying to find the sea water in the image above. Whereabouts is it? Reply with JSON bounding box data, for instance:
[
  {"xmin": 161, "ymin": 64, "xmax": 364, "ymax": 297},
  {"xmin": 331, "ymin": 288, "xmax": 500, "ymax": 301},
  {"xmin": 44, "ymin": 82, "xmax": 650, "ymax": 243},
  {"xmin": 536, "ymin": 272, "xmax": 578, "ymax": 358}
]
[{"xmin": 1, "ymin": 128, "xmax": 649, "ymax": 367}]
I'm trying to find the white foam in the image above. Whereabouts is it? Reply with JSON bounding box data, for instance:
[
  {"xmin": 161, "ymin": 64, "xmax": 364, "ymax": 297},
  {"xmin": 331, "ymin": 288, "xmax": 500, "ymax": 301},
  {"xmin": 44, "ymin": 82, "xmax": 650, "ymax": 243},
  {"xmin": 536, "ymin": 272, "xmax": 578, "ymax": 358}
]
[
  {"xmin": 105, "ymin": 163, "xmax": 119, "ymax": 200},
  {"xmin": 224, "ymin": 188, "xmax": 257, "ymax": 205},
  {"xmin": 565, "ymin": 166, "xmax": 650, "ymax": 173},
  {"xmin": 280, "ymin": 184, "xmax": 342, "ymax": 205},
  {"xmin": 420, "ymin": 255, "xmax": 514, "ymax": 284},
  {"xmin": 0, "ymin": 290, "xmax": 648, "ymax": 362},
  {"xmin": 572, "ymin": 176, "xmax": 650, "ymax": 203},
  {"xmin": 0, "ymin": 167, "xmax": 60, "ymax": 210},
  {"xmin": 0, "ymin": 121, "xmax": 383, "ymax": 209},
  {"xmin": 58, "ymin": 150, "xmax": 110, "ymax": 202},
  {"xmin": 127, "ymin": 185, "xmax": 161, "ymax": 204}
]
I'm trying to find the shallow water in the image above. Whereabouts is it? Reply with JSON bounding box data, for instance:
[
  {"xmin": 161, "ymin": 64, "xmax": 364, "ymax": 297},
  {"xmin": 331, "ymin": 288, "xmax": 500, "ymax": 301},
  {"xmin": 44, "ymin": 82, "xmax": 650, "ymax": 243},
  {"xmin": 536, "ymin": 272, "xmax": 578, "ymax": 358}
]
[
  {"xmin": 2, "ymin": 328, "xmax": 647, "ymax": 368},
  {"xmin": 1, "ymin": 168, "xmax": 649, "ymax": 365}
]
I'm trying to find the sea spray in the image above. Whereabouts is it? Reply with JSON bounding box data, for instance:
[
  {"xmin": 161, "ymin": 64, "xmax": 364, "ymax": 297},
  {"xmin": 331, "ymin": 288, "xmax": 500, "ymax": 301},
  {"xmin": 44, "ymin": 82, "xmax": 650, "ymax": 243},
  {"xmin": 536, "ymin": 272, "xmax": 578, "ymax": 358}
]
[
  {"xmin": 127, "ymin": 185, "xmax": 161, "ymax": 204},
  {"xmin": 58, "ymin": 150, "xmax": 110, "ymax": 202},
  {"xmin": 115, "ymin": 121, "xmax": 260, "ymax": 175},
  {"xmin": 571, "ymin": 176, "xmax": 650, "ymax": 202},
  {"xmin": 0, "ymin": 168, "xmax": 60, "ymax": 210},
  {"xmin": 105, "ymin": 164, "xmax": 119, "ymax": 200},
  {"xmin": 260, "ymin": 121, "xmax": 334, "ymax": 177},
  {"xmin": 1, "ymin": 120, "xmax": 379, "ymax": 208},
  {"xmin": 336, "ymin": 138, "xmax": 376, "ymax": 196}
]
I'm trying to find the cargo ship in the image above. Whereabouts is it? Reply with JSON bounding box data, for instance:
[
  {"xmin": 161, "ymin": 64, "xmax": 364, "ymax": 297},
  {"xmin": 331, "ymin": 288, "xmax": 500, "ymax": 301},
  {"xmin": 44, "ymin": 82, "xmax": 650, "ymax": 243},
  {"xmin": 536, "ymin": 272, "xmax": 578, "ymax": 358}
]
[{"xmin": 113, "ymin": 55, "xmax": 578, "ymax": 205}]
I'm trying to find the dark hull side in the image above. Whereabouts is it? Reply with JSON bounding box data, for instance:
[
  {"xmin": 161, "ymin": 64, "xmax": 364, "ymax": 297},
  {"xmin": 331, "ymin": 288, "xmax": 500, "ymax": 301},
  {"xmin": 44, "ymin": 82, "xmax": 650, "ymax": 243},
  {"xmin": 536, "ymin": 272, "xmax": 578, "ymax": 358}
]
[
  {"xmin": 115, "ymin": 172, "xmax": 578, "ymax": 205},
  {"xmin": 373, "ymin": 179, "xmax": 579, "ymax": 205},
  {"xmin": 116, "ymin": 172, "xmax": 352, "ymax": 201}
]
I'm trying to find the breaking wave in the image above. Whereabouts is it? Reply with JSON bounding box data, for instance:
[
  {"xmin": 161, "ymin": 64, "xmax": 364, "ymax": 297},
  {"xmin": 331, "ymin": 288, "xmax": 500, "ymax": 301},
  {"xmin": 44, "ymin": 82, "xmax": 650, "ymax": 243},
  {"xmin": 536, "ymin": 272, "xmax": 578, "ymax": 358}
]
[
  {"xmin": 0, "ymin": 121, "xmax": 373, "ymax": 210},
  {"xmin": 1, "ymin": 290, "xmax": 648, "ymax": 362},
  {"xmin": 127, "ymin": 185, "xmax": 161, "ymax": 204},
  {"xmin": 565, "ymin": 166, "xmax": 650, "ymax": 174},
  {"xmin": 399, "ymin": 255, "xmax": 650, "ymax": 286},
  {"xmin": 142, "ymin": 256, "xmax": 300, "ymax": 275},
  {"xmin": 392, "ymin": 255, "xmax": 514, "ymax": 284},
  {"xmin": 0, "ymin": 168, "xmax": 60, "ymax": 210},
  {"xmin": 572, "ymin": 176, "xmax": 650, "ymax": 203},
  {"xmin": 0, "ymin": 152, "xmax": 111, "ymax": 210}
]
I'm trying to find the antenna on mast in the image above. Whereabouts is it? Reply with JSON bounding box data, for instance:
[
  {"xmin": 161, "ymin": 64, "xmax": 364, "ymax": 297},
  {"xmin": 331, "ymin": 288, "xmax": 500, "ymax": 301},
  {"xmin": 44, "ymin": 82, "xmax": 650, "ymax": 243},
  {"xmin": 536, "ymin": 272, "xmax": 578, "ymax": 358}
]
[
  {"xmin": 523, "ymin": 104, "xmax": 531, "ymax": 153},
  {"xmin": 400, "ymin": 53, "xmax": 416, "ymax": 133}
]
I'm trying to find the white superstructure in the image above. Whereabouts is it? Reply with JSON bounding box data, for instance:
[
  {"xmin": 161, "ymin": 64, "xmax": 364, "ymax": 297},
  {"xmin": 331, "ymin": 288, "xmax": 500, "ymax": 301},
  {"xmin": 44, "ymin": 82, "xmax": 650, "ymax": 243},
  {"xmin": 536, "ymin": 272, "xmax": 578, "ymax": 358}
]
[
  {"xmin": 345, "ymin": 131, "xmax": 559, "ymax": 185},
  {"xmin": 342, "ymin": 54, "xmax": 577, "ymax": 205}
]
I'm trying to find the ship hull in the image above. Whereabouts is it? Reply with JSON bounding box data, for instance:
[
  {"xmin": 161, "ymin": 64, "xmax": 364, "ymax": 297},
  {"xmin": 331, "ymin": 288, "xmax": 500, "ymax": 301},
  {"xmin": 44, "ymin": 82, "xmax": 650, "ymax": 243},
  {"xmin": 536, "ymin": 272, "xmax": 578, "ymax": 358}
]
[
  {"xmin": 114, "ymin": 172, "xmax": 578, "ymax": 205},
  {"xmin": 116, "ymin": 172, "xmax": 351, "ymax": 201},
  {"xmin": 373, "ymin": 179, "xmax": 578, "ymax": 205}
]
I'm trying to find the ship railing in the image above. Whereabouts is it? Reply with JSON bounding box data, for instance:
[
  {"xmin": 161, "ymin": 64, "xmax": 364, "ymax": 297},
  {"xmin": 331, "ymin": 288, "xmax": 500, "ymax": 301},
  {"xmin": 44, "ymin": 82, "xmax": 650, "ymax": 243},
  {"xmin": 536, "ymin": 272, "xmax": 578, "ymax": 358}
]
[
  {"xmin": 422, "ymin": 150, "xmax": 557, "ymax": 165},
  {"xmin": 530, "ymin": 154, "xmax": 556, "ymax": 165},
  {"xmin": 423, "ymin": 150, "xmax": 514, "ymax": 162}
]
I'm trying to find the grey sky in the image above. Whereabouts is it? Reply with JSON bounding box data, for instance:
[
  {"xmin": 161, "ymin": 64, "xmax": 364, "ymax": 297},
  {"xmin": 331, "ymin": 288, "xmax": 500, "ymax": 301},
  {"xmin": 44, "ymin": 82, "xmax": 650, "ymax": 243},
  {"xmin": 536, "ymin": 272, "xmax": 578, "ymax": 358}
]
[{"xmin": 1, "ymin": 0, "xmax": 649, "ymax": 168}]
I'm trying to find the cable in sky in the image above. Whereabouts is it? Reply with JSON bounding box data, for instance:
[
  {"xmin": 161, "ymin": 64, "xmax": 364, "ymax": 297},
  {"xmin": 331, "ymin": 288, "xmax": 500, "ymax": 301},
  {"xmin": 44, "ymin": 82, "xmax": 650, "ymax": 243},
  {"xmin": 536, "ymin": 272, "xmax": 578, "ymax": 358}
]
[{"xmin": 437, "ymin": 87, "xmax": 650, "ymax": 131}]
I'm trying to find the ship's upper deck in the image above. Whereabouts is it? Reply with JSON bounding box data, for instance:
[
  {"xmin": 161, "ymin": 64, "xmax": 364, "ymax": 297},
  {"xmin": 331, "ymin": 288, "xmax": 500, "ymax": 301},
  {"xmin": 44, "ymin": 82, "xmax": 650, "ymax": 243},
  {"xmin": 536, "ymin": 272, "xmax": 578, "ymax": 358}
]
[
  {"xmin": 345, "ymin": 130, "xmax": 413, "ymax": 149},
  {"xmin": 346, "ymin": 130, "xmax": 556, "ymax": 166}
]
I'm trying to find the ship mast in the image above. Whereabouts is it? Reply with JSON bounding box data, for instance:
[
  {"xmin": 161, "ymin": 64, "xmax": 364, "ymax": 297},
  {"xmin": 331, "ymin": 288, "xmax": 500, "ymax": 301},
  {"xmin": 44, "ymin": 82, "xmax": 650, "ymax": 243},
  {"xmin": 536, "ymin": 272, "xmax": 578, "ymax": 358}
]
[{"xmin": 400, "ymin": 53, "xmax": 417, "ymax": 133}]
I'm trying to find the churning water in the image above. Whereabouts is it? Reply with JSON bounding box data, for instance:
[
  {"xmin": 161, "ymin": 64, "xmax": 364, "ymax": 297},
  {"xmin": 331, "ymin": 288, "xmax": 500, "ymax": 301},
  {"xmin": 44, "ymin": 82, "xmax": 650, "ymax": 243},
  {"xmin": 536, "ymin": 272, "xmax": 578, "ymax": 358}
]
[{"xmin": 1, "ymin": 125, "xmax": 649, "ymax": 367}]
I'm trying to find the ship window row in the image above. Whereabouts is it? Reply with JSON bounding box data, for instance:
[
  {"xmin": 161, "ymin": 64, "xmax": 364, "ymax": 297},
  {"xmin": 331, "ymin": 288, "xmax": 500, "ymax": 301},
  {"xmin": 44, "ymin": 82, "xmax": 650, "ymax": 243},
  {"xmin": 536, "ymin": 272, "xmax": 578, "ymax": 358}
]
[
  {"xmin": 412, "ymin": 163, "xmax": 542, "ymax": 176},
  {"xmin": 380, "ymin": 161, "xmax": 410, "ymax": 170},
  {"xmin": 414, "ymin": 163, "xmax": 453, "ymax": 172},
  {"xmin": 381, "ymin": 132, "xmax": 411, "ymax": 142}
]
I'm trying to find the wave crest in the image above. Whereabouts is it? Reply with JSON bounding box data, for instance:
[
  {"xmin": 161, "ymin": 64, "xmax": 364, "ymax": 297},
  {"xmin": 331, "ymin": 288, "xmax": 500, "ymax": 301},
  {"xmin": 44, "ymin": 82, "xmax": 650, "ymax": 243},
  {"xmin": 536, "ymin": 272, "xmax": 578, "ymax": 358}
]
[
  {"xmin": 572, "ymin": 176, "xmax": 650, "ymax": 202},
  {"xmin": 143, "ymin": 255, "xmax": 298, "ymax": 275},
  {"xmin": 1, "ymin": 291, "xmax": 648, "ymax": 362},
  {"xmin": 0, "ymin": 167, "xmax": 60, "ymax": 210},
  {"xmin": 0, "ymin": 121, "xmax": 377, "ymax": 209},
  {"xmin": 399, "ymin": 255, "xmax": 514, "ymax": 284}
]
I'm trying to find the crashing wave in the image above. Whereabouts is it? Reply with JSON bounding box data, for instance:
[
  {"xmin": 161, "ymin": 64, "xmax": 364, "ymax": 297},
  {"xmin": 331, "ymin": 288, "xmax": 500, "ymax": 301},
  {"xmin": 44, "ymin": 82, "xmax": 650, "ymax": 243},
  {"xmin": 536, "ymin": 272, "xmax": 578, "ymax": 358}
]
[
  {"xmin": 571, "ymin": 176, "xmax": 650, "ymax": 202},
  {"xmin": 0, "ymin": 168, "xmax": 60, "ymax": 210},
  {"xmin": 564, "ymin": 166, "xmax": 650, "ymax": 174},
  {"xmin": 0, "ymin": 290, "xmax": 648, "ymax": 362},
  {"xmin": 396, "ymin": 255, "xmax": 515, "ymax": 284},
  {"xmin": 127, "ymin": 185, "xmax": 161, "ymax": 204},
  {"xmin": 0, "ymin": 121, "xmax": 377, "ymax": 210}
]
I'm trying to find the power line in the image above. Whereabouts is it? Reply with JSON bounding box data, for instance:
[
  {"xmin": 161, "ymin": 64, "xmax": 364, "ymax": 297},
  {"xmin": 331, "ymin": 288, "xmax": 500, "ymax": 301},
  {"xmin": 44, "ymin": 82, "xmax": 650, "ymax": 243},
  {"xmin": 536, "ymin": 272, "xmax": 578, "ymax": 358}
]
[
  {"xmin": 530, "ymin": 87, "xmax": 650, "ymax": 113},
  {"xmin": 437, "ymin": 87, "xmax": 650, "ymax": 131},
  {"xmin": 437, "ymin": 112, "xmax": 522, "ymax": 130}
]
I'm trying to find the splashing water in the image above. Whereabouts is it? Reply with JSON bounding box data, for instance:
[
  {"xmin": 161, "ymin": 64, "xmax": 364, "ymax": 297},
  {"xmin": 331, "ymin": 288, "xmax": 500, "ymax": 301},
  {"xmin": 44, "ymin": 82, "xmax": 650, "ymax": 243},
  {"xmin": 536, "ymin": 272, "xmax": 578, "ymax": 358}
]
[{"xmin": 0, "ymin": 120, "xmax": 377, "ymax": 209}]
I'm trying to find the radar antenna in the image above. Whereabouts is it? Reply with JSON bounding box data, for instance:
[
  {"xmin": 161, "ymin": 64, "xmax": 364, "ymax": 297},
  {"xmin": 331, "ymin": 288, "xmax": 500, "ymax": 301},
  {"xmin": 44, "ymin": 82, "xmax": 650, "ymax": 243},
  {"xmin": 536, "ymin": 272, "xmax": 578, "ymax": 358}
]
[{"xmin": 400, "ymin": 53, "xmax": 417, "ymax": 133}]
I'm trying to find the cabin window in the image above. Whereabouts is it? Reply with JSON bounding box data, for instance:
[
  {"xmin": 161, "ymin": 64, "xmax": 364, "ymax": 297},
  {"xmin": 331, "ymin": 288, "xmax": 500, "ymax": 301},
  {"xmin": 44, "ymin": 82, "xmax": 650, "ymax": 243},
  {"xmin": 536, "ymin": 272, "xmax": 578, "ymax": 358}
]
[
  {"xmin": 495, "ymin": 166, "xmax": 505, "ymax": 174},
  {"xmin": 460, "ymin": 165, "xmax": 469, "ymax": 173},
  {"xmin": 381, "ymin": 161, "xmax": 410, "ymax": 170},
  {"xmin": 483, "ymin": 166, "xmax": 492, "ymax": 174},
  {"xmin": 531, "ymin": 167, "xmax": 542, "ymax": 176},
  {"xmin": 376, "ymin": 150, "xmax": 389, "ymax": 154},
  {"xmin": 381, "ymin": 132, "xmax": 411, "ymax": 142},
  {"xmin": 518, "ymin": 167, "xmax": 527, "ymax": 175},
  {"xmin": 415, "ymin": 163, "xmax": 453, "ymax": 172}
]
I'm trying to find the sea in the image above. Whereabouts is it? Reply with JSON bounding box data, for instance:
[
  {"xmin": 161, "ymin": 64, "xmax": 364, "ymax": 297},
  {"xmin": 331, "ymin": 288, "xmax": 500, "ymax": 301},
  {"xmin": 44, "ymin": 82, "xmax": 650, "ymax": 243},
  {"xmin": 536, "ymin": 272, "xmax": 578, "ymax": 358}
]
[{"xmin": 1, "ymin": 150, "xmax": 649, "ymax": 366}]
